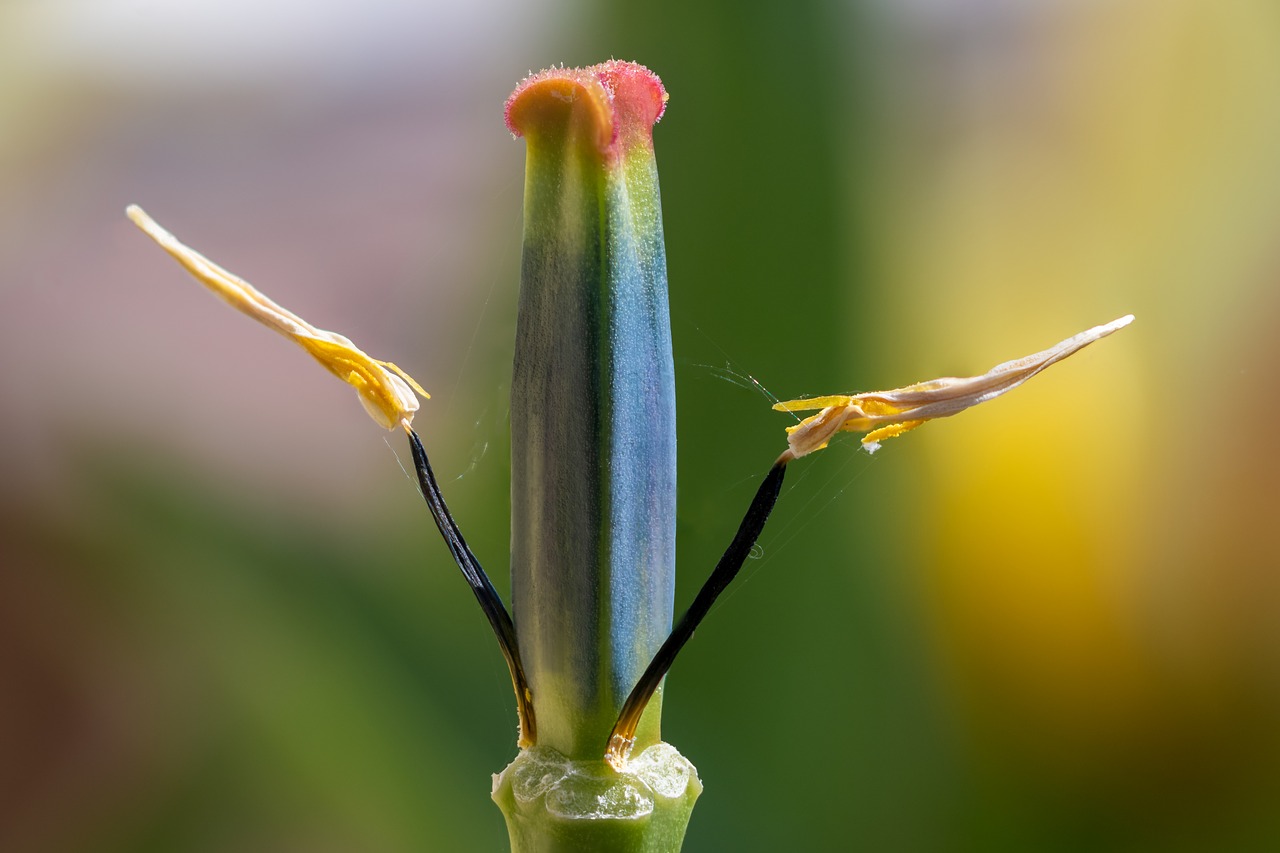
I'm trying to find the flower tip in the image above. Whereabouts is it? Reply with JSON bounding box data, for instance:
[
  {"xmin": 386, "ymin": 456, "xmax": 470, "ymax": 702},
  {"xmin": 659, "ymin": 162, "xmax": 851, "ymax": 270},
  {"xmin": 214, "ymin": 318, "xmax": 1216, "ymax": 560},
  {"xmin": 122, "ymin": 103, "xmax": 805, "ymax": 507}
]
[{"xmin": 504, "ymin": 60, "xmax": 667, "ymax": 154}]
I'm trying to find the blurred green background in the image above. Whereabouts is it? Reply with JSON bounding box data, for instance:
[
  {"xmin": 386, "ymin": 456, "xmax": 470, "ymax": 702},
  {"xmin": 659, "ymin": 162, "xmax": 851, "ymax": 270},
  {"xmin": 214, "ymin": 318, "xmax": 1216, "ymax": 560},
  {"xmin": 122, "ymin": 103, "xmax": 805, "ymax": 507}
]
[{"xmin": 4, "ymin": 0, "xmax": 1279, "ymax": 850}]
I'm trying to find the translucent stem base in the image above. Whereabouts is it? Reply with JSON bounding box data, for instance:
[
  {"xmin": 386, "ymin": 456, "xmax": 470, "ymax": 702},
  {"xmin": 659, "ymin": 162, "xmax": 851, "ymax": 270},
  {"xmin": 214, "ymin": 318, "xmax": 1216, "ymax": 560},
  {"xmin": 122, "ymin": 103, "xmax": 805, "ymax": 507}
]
[{"xmin": 493, "ymin": 742, "xmax": 701, "ymax": 852}]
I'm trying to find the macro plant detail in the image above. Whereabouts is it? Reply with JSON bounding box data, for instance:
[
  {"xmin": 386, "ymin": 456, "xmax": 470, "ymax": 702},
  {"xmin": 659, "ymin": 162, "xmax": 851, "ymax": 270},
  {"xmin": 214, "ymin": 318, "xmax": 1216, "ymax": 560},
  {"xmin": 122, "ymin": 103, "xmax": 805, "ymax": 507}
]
[{"xmin": 128, "ymin": 60, "xmax": 1132, "ymax": 852}]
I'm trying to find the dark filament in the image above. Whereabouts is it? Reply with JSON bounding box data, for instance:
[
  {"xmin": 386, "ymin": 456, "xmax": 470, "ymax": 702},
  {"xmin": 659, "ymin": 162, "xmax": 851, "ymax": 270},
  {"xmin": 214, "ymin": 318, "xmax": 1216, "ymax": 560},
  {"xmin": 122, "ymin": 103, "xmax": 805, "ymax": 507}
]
[
  {"xmin": 606, "ymin": 459, "xmax": 788, "ymax": 768},
  {"xmin": 406, "ymin": 428, "xmax": 536, "ymax": 747}
]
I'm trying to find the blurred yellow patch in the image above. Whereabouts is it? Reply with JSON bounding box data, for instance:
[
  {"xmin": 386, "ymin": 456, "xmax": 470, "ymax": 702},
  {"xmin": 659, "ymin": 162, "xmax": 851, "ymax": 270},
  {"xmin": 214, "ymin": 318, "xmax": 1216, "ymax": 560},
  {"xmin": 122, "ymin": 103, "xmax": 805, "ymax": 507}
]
[
  {"xmin": 775, "ymin": 315, "xmax": 1133, "ymax": 458},
  {"xmin": 127, "ymin": 205, "xmax": 427, "ymax": 431}
]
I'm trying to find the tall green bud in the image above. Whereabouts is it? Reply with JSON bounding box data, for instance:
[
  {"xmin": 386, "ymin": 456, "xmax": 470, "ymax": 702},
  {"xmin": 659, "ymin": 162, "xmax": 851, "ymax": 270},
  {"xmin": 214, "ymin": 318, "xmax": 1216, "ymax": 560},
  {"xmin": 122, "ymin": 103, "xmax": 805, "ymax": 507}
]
[
  {"xmin": 505, "ymin": 60, "xmax": 676, "ymax": 760},
  {"xmin": 493, "ymin": 61, "xmax": 699, "ymax": 852}
]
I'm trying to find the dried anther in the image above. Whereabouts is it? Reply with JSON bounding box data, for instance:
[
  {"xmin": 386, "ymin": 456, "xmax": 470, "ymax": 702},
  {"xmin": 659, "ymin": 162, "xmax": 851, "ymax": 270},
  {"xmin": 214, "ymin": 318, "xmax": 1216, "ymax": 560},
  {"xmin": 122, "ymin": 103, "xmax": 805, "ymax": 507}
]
[
  {"xmin": 126, "ymin": 205, "xmax": 427, "ymax": 430},
  {"xmin": 775, "ymin": 315, "xmax": 1134, "ymax": 457}
]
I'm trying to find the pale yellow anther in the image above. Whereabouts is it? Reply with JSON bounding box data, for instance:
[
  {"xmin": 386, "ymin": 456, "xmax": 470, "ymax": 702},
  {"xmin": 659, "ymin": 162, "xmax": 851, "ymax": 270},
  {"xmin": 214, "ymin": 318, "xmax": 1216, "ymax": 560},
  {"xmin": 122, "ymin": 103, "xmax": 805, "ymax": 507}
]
[
  {"xmin": 126, "ymin": 205, "xmax": 428, "ymax": 430},
  {"xmin": 775, "ymin": 315, "xmax": 1133, "ymax": 458}
]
